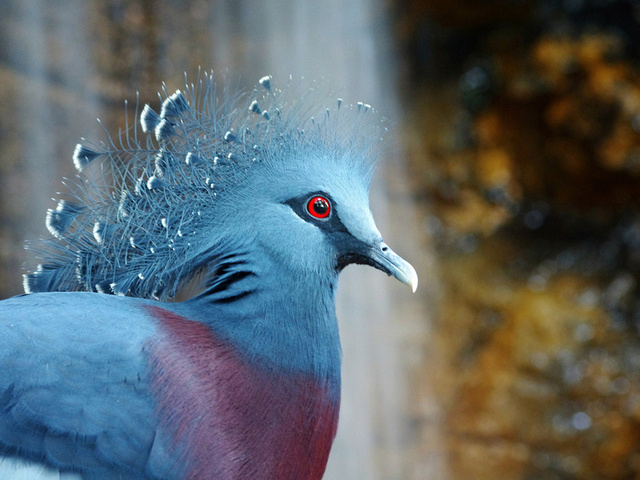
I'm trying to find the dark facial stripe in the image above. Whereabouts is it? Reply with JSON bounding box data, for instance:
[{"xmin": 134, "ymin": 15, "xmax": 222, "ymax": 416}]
[{"xmin": 284, "ymin": 192, "xmax": 349, "ymax": 235}]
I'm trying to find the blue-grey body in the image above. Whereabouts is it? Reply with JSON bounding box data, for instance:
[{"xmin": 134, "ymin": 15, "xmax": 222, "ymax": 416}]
[
  {"xmin": 1, "ymin": 294, "xmax": 158, "ymax": 478},
  {"xmin": 0, "ymin": 73, "xmax": 417, "ymax": 479}
]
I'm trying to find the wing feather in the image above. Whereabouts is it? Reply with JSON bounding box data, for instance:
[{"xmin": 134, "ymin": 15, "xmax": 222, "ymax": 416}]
[{"xmin": 0, "ymin": 293, "xmax": 164, "ymax": 478}]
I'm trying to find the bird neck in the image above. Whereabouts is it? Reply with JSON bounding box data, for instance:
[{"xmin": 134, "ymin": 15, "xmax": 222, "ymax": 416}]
[{"xmin": 177, "ymin": 250, "xmax": 342, "ymax": 392}]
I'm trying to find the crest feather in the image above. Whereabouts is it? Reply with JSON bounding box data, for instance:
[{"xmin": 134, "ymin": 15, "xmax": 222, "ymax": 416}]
[{"xmin": 24, "ymin": 71, "xmax": 387, "ymax": 300}]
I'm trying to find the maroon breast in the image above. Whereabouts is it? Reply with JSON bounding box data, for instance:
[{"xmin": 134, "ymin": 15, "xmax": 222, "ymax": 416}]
[{"xmin": 146, "ymin": 306, "xmax": 340, "ymax": 480}]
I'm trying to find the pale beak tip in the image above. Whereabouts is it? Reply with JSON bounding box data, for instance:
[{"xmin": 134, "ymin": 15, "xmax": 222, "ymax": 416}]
[
  {"xmin": 392, "ymin": 255, "xmax": 418, "ymax": 293},
  {"xmin": 407, "ymin": 263, "xmax": 419, "ymax": 293}
]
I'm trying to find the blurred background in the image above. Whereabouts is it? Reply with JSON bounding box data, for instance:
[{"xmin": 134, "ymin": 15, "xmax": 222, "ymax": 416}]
[{"xmin": 2, "ymin": 0, "xmax": 640, "ymax": 479}]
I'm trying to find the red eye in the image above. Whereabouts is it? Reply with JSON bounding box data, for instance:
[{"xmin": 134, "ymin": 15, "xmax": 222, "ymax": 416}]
[{"xmin": 307, "ymin": 195, "xmax": 331, "ymax": 219}]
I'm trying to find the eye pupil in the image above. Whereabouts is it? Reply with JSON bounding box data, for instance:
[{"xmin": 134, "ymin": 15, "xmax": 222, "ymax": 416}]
[
  {"xmin": 313, "ymin": 199, "xmax": 328, "ymax": 215},
  {"xmin": 307, "ymin": 196, "xmax": 331, "ymax": 219}
]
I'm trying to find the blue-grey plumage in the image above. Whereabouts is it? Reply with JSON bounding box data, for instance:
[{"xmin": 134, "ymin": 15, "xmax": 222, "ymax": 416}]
[
  {"xmin": 1, "ymin": 72, "xmax": 417, "ymax": 479},
  {"xmin": 0, "ymin": 293, "xmax": 158, "ymax": 478}
]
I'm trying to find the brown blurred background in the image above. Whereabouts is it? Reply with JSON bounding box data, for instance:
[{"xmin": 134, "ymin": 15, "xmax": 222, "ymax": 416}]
[{"xmin": 2, "ymin": 0, "xmax": 640, "ymax": 479}]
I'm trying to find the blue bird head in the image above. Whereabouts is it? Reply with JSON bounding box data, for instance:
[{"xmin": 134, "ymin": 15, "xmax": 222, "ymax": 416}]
[{"xmin": 24, "ymin": 73, "xmax": 417, "ymax": 299}]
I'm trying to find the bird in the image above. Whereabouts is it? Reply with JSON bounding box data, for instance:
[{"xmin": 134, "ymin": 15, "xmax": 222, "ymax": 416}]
[{"xmin": 0, "ymin": 72, "xmax": 418, "ymax": 480}]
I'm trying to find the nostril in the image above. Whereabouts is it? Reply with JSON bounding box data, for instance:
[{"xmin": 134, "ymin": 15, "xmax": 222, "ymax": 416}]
[{"xmin": 381, "ymin": 243, "xmax": 389, "ymax": 252}]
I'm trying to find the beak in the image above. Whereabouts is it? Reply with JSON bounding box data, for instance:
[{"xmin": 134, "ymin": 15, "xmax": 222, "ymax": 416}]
[
  {"xmin": 367, "ymin": 241, "xmax": 418, "ymax": 292},
  {"xmin": 338, "ymin": 238, "xmax": 418, "ymax": 292}
]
